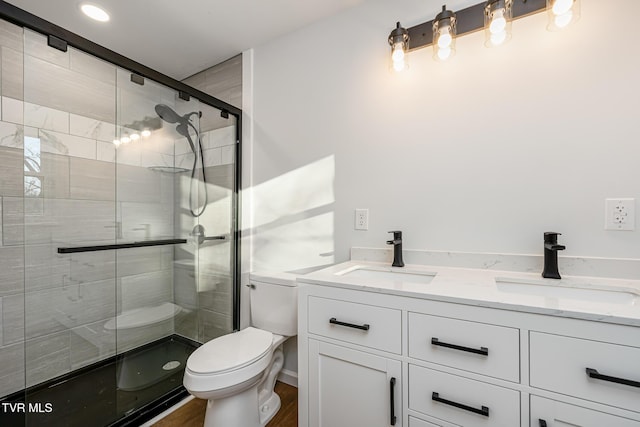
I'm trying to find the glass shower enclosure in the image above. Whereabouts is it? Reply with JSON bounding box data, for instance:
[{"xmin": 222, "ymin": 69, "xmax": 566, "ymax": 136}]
[{"xmin": 0, "ymin": 20, "xmax": 239, "ymax": 426}]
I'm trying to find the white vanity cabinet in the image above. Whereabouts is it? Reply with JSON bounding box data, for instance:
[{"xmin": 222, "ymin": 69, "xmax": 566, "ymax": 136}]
[
  {"xmin": 303, "ymin": 293, "xmax": 403, "ymax": 427},
  {"xmin": 308, "ymin": 340, "xmax": 402, "ymax": 427},
  {"xmin": 298, "ymin": 280, "xmax": 640, "ymax": 427}
]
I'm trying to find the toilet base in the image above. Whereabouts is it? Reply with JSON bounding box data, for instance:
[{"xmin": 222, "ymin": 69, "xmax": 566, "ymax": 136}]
[
  {"xmin": 258, "ymin": 391, "xmax": 281, "ymax": 426},
  {"xmin": 203, "ymin": 384, "xmax": 260, "ymax": 427}
]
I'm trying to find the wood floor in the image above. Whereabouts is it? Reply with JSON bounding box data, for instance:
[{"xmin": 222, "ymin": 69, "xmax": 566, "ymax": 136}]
[{"xmin": 152, "ymin": 381, "xmax": 298, "ymax": 427}]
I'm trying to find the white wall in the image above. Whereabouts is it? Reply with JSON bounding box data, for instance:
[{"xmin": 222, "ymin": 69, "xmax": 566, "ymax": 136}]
[{"xmin": 248, "ymin": 0, "xmax": 640, "ymax": 272}]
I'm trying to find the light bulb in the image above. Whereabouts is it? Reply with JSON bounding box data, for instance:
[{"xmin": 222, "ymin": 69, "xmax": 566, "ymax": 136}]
[
  {"xmin": 437, "ymin": 28, "xmax": 452, "ymax": 49},
  {"xmin": 391, "ymin": 43, "xmax": 405, "ymax": 62},
  {"xmin": 120, "ymin": 135, "xmax": 131, "ymax": 144},
  {"xmin": 141, "ymin": 129, "xmax": 151, "ymax": 138},
  {"xmin": 491, "ymin": 31, "xmax": 507, "ymax": 46},
  {"xmin": 393, "ymin": 60, "xmax": 406, "ymax": 72},
  {"xmin": 437, "ymin": 47, "xmax": 452, "ymax": 61},
  {"xmin": 490, "ymin": 9, "xmax": 507, "ymax": 34},
  {"xmin": 552, "ymin": 0, "xmax": 573, "ymax": 15},
  {"xmin": 112, "ymin": 139, "xmax": 120, "ymax": 146},
  {"xmin": 554, "ymin": 11, "xmax": 573, "ymax": 28},
  {"xmin": 130, "ymin": 133, "xmax": 140, "ymax": 141}
]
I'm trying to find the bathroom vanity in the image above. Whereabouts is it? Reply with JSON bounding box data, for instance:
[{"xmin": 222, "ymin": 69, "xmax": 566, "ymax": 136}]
[{"xmin": 297, "ymin": 260, "xmax": 640, "ymax": 427}]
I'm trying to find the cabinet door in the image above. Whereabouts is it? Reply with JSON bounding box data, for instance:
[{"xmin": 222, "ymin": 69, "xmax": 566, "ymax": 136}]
[
  {"xmin": 309, "ymin": 339, "xmax": 402, "ymax": 427},
  {"xmin": 531, "ymin": 395, "xmax": 639, "ymax": 427}
]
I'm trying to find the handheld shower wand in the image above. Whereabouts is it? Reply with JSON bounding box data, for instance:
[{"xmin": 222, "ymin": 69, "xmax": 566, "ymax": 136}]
[{"xmin": 155, "ymin": 104, "xmax": 207, "ymax": 217}]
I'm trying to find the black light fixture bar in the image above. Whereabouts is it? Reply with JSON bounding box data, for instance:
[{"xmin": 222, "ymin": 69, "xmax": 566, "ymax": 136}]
[{"xmin": 408, "ymin": 0, "xmax": 546, "ymax": 50}]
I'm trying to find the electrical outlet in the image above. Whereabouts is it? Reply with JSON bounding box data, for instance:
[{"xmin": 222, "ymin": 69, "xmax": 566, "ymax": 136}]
[
  {"xmin": 355, "ymin": 209, "xmax": 369, "ymax": 230},
  {"xmin": 605, "ymin": 198, "xmax": 635, "ymax": 231}
]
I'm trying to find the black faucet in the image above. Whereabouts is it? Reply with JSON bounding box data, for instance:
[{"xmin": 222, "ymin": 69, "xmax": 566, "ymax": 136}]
[
  {"xmin": 542, "ymin": 232, "xmax": 565, "ymax": 279},
  {"xmin": 386, "ymin": 231, "xmax": 404, "ymax": 267}
]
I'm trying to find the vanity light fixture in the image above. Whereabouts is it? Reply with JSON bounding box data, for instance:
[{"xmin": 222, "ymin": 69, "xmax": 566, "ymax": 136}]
[
  {"xmin": 484, "ymin": 0, "xmax": 513, "ymax": 47},
  {"xmin": 389, "ymin": 0, "xmax": 577, "ymax": 69},
  {"xmin": 547, "ymin": 0, "xmax": 580, "ymax": 30},
  {"xmin": 388, "ymin": 22, "xmax": 410, "ymax": 72},
  {"xmin": 80, "ymin": 4, "xmax": 110, "ymax": 22},
  {"xmin": 433, "ymin": 5, "xmax": 457, "ymax": 61}
]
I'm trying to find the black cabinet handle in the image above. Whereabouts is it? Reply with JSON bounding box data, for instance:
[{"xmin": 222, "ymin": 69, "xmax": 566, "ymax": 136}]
[
  {"xmin": 389, "ymin": 377, "xmax": 397, "ymax": 426},
  {"xmin": 329, "ymin": 318, "xmax": 370, "ymax": 331},
  {"xmin": 432, "ymin": 392, "xmax": 489, "ymax": 417},
  {"xmin": 431, "ymin": 337, "xmax": 489, "ymax": 356},
  {"xmin": 586, "ymin": 368, "xmax": 640, "ymax": 388},
  {"xmin": 539, "ymin": 420, "xmax": 547, "ymax": 427}
]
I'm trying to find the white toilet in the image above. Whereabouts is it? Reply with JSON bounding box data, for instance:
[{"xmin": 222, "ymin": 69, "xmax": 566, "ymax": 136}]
[{"xmin": 183, "ymin": 273, "xmax": 297, "ymax": 427}]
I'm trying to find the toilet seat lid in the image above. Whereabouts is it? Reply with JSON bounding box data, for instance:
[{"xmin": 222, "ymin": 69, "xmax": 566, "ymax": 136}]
[{"xmin": 187, "ymin": 327, "xmax": 273, "ymax": 375}]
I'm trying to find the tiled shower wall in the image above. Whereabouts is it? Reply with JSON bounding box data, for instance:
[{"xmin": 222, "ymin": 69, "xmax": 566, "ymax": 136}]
[{"xmin": 0, "ymin": 20, "xmax": 238, "ymax": 398}]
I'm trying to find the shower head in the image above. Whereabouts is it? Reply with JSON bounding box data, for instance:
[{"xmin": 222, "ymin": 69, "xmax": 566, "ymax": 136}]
[
  {"xmin": 154, "ymin": 104, "xmax": 182, "ymax": 124},
  {"xmin": 155, "ymin": 103, "xmax": 198, "ymax": 152},
  {"xmin": 175, "ymin": 122, "xmax": 190, "ymax": 139},
  {"xmin": 154, "ymin": 103, "xmax": 209, "ymax": 218}
]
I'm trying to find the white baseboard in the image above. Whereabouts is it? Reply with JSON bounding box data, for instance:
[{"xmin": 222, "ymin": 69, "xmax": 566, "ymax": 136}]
[
  {"xmin": 139, "ymin": 395, "xmax": 195, "ymax": 427},
  {"xmin": 277, "ymin": 368, "xmax": 298, "ymax": 387}
]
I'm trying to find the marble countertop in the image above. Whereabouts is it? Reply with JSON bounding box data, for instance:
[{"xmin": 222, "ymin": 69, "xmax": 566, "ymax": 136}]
[{"xmin": 298, "ymin": 260, "xmax": 640, "ymax": 327}]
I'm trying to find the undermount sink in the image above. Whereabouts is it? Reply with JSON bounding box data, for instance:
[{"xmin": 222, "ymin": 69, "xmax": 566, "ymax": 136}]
[
  {"xmin": 336, "ymin": 266, "xmax": 436, "ymax": 284},
  {"xmin": 495, "ymin": 277, "xmax": 639, "ymax": 305}
]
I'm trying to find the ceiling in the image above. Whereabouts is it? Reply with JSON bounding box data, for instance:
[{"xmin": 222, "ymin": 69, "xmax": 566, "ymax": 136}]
[{"xmin": 5, "ymin": 0, "xmax": 364, "ymax": 80}]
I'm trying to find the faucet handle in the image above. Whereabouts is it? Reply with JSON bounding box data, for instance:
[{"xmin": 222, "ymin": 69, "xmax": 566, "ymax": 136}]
[
  {"xmin": 388, "ymin": 230, "xmax": 402, "ymax": 238},
  {"xmin": 544, "ymin": 232, "xmax": 561, "ymax": 243}
]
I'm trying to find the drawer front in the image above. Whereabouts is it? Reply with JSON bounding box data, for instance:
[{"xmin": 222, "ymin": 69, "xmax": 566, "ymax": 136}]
[
  {"xmin": 408, "ymin": 312, "xmax": 520, "ymax": 382},
  {"xmin": 531, "ymin": 395, "xmax": 640, "ymax": 427},
  {"xmin": 409, "ymin": 364, "xmax": 520, "ymax": 426},
  {"xmin": 408, "ymin": 416, "xmax": 441, "ymax": 427},
  {"xmin": 530, "ymin": 332, "xmax": 640, "ymax": 413},
  {"xmin": 308, "ymin": 296, "xmax": 401, "ymax": 354}
]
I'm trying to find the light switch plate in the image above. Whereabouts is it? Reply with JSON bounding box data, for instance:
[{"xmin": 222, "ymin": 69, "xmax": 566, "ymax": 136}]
[{"xmin": 605, "ymin": 198, "xmax": 635, "ymax": 231}]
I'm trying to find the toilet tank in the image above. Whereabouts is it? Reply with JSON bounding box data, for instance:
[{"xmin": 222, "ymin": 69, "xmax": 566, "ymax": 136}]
[{"xmin": 249, "ymin": 272, "xmax": 298, "ymax": 336}]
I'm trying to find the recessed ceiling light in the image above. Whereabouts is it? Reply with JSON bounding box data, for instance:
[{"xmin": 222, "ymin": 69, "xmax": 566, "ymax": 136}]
[{"xmin": 80, "ymin": 4, "xmax": 110, "ymax": 22}]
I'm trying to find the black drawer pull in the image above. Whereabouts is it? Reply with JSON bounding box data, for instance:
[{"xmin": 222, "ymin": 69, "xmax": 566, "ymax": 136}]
[
  {"xmin": 329, "ymin": 318, "xmax": 370, "ymax": 331},
  {"xmin": 539, "ymin": 420, "xmax": 547, "ymax": 427},
  {"xmin": 389, "ymin": 377, "xmax": 397, "ymax": 426},
  {"xmin": 431, "ymin": 337, "xmax": 489, "ymax": 356},
  {"xmin": 432, "ymin": 392, "xmax": 489, "ymax": 417},
  {"xmin": 586, "ymin": 368, "xmax": 640, "ymax": 388}
]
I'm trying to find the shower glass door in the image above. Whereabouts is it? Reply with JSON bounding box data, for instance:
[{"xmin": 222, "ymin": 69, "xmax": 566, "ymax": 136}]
[
  {"xmin": 8, "ymin": 21, "xmax": 238, "ymax": 426},
  {"xmin": 114, "ymin": 68, "xmax": 202, "ymax": 415},
  {"xmin": 21, "ymin": 28, "xmax": 120, "ymax": 425},
  {"xmin": 113, "ymin": 68, "xmax": 238, "ymax": 415}
]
